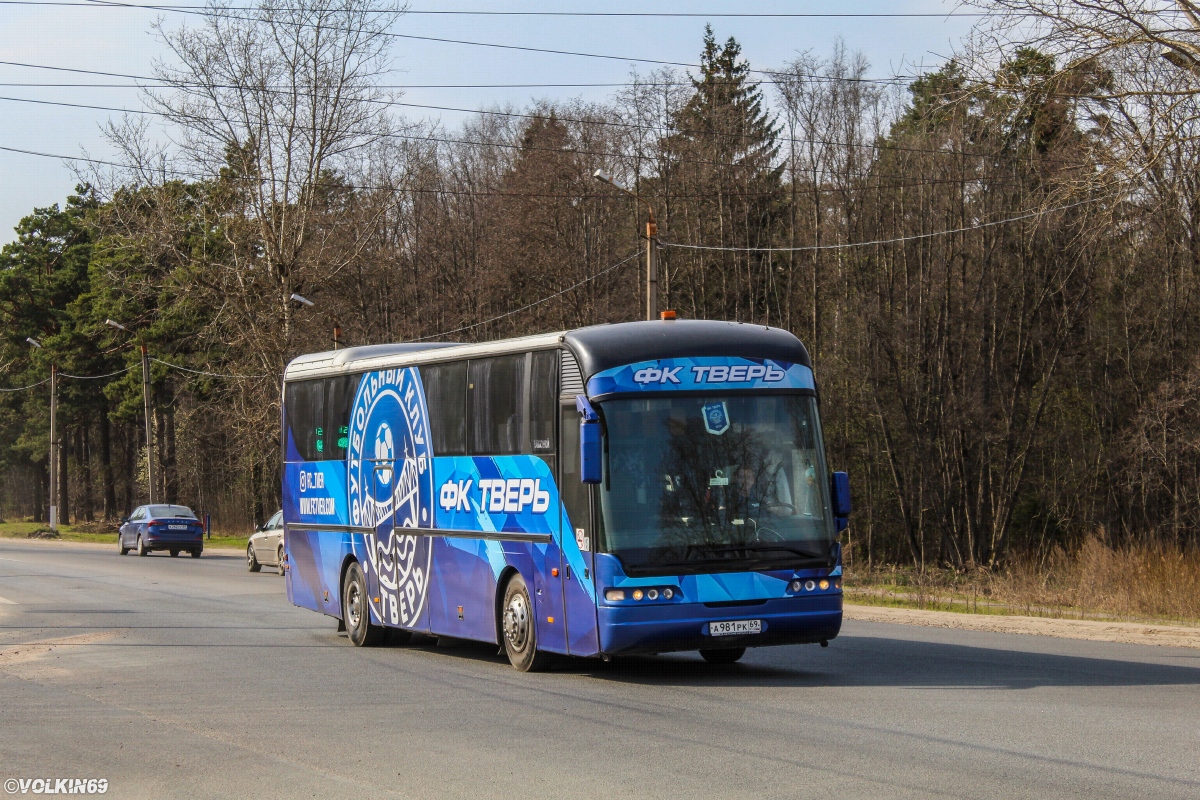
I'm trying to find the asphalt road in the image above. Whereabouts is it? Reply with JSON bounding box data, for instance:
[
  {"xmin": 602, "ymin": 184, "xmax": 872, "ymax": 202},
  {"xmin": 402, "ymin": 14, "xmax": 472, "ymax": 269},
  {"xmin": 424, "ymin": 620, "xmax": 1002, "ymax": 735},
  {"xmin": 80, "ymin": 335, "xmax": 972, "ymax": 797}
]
[{"xmin": 1, "ymin": 538, "xmax": 1198, "ymax": 800}]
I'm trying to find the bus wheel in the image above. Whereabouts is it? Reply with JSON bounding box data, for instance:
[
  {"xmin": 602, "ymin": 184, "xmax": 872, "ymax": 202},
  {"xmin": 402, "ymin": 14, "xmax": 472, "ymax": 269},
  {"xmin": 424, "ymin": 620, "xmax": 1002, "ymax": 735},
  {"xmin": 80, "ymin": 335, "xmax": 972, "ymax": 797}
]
[
  {"xmin": 343, "ymin": 562, "xmax": 386, "ymax": 647},
  {"xmin": 700, "ymin": 648, "xmax": 746, "ymax": 665},
  {"xmin": 501, "ymin": 575, "xmax": 550, "ymax": 672}
]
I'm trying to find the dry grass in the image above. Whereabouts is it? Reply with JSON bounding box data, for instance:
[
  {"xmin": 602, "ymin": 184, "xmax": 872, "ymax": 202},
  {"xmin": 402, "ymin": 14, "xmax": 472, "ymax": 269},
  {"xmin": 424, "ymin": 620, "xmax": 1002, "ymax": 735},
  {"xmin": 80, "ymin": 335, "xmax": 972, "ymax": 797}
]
[{"xmin": 846, "ymin": 536, "xmax": 1200, "ymax": 625}]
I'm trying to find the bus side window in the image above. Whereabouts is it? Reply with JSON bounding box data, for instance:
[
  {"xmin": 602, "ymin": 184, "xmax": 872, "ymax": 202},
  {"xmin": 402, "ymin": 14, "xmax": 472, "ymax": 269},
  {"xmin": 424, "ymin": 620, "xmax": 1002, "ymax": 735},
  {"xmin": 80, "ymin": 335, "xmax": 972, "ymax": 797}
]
[
  {"xmin": 559, "ymin": 404, "xmax": 593, "ymax": 551},
  {"xmin": 284, "ymin": 379, "xmax": 325, "ymax": 461},
  {"xmin": 529, "ymin": 351, "xmax": 557, "ymax": 455},
  {"xmin": 421, "ymin": 362, "xmax": 467, "ymax": 456},
  {"xmin": 469, "ymin": 355, "xmax": 526, "ymax": 455},
  {"xmin": 324, "ymin": 374, "xmax": 361, "ymax": 461}
]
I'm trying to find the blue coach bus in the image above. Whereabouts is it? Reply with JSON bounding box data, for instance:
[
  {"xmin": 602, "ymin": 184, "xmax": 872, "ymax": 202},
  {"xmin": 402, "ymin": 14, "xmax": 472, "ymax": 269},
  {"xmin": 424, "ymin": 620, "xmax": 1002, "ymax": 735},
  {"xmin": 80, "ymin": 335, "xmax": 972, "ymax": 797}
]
[{"xmin": 281, "ymin": 319, "xmax": 850, "ymax": 670}]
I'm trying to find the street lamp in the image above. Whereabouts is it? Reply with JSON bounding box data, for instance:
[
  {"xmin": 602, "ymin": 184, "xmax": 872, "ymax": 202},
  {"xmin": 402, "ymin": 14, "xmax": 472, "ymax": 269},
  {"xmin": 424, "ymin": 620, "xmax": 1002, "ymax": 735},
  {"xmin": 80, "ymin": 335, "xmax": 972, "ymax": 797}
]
[
  {"xmin": 27, "ymin": 337, "xmax": 58, "ymax": 531},
  {"xmin": 594, "ymin": 169, "xmax": 660, "ymax": 321},
  {"xmin": 288, "ymin": 293, "xmax": 341, "ymax": 350},
  {"xmin": 105, "ymin": 319, "xmax": 158, "ymax": 504}
]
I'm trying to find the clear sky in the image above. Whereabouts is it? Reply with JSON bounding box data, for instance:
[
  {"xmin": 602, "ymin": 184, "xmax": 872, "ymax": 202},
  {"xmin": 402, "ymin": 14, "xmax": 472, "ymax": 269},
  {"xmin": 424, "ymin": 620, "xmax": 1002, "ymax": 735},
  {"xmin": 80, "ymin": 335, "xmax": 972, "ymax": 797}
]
[{"xmin": 0, "ymin": 0, "xmax": 978, "ymax": 243}]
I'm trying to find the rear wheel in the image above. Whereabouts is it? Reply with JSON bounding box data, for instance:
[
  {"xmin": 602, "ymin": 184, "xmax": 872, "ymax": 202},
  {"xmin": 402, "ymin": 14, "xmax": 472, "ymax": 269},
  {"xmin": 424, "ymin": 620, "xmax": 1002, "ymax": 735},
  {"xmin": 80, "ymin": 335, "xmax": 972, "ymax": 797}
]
[
  {"xmin": 190, "ymin": 550, "xmax": 201, "ymax": 559},
  {"xmin": 699, "ymin": 647, "xmax": 746, "ymax": 665},
  {"xmin": 247, "ymin": 545, "xmax": 261, "ymax": 572},
  {"xmin": 501, "ymin": 574, "xmax": 551, "ymax": 672},
  {"xmin": 136, "ymin": 536, "xmax": 148, "ymax": 557},
  {"xmin": 343, "ymin": 562, "xmax": 386, "ymax": 646}
]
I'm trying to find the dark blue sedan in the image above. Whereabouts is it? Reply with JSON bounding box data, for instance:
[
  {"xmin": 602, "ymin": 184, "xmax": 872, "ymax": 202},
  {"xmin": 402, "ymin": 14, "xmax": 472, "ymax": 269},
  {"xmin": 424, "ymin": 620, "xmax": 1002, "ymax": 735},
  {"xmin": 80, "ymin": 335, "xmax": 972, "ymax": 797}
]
[{"xmin": 118, "ymin": 505, "xmax": 204, "ymax": 558}]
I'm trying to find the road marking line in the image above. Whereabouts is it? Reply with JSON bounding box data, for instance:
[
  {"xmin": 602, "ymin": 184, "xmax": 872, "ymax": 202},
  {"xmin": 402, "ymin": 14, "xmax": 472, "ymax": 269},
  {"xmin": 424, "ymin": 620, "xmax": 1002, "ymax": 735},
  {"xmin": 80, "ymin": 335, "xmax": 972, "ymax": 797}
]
[{"xmin": 0, "ymin": 596, "xmax": 17, "ymax": 605}]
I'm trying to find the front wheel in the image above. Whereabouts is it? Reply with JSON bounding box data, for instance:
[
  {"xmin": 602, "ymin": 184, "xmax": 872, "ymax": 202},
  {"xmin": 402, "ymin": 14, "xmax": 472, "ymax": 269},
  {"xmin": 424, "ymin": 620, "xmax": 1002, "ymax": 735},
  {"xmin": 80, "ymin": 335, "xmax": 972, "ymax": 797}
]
[
  {"xmin": 118, "ymin": 534, "xmax": 128, "ymax": 556},
  {"xmin": 343, "ymin": 562, "xmax": 386, "ymax": 646},
  {"xmin": 700, "ymin": 647, "xmax": 746, "ymax": 664},
  {"xmin": 501, "ymin": 574, "xmax": 551, "ymax": 672},
  {"xmin": 277, "ymin": 547, "xmax": 286, "ymax": 576},
  {"xmin": 247, "ymin": 545, "xmax": 261, "ymax": 572},
  {"xmin": 169, "ymin": 549, "xmax": 180, "ymax": 557},
  {"xmin": 190, "ymin": 550, "xmax": 201, "ymax": 559}
]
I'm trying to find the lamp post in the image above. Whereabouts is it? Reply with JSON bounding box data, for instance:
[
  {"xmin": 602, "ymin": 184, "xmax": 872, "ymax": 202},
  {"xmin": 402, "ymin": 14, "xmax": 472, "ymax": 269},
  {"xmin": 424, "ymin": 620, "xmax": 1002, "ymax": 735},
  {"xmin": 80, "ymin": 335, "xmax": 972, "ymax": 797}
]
[
  {"xmin": 105, "ymin": 319, "xmax": 157, "ymax": 504},
  {"xmin": 289, "ymin": 293, "xmax": 338, "ymax": 349},
  {"xmin": 26, "ymin": 337, "xmax": 57, "ymax": 531},
  {"xmin": 593, "ymin": 169, "xmax": 659, "ymax": 321}
]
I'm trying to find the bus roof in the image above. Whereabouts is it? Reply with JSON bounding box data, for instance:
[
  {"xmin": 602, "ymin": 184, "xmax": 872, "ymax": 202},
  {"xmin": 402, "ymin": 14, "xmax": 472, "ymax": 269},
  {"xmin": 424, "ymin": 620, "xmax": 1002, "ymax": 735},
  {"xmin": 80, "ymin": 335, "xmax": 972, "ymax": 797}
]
[{"xmin": 283, "ymin": 320, "xmax": 811, "ymax": 382}]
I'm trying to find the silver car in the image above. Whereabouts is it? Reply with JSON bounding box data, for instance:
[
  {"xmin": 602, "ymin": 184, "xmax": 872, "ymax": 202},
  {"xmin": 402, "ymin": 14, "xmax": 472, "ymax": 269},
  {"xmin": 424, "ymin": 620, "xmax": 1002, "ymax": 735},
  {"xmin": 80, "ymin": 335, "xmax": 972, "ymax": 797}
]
[{"xmin": 247, "ymin": 510, "xmax": 285, "ymax": 575}]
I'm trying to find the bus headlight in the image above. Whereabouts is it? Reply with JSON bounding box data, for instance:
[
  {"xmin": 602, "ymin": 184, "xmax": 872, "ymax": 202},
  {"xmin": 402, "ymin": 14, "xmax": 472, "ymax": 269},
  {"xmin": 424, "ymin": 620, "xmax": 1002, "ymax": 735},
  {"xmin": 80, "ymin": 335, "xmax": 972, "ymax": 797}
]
[
  {"xmin": 632, "ymin": 589, "xmax": 644, "ymax": 601},
  {"xmin": 819, "ymin": 579, "xmax": 830, "ymax": 590},
  {"xmin": 662, "ymin": 588, "xmax": 674, "ymax": 600},
  {"xmin": 605, "ymin": 589, "xmax": 625, "ymax": 602}
]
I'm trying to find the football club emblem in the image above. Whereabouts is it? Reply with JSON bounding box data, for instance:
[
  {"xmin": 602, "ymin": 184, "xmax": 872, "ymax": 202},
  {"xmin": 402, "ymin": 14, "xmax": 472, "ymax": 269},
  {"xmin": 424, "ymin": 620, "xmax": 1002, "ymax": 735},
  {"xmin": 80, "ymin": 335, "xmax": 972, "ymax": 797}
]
[
  {"xmin": 703, "ymin": 401, "xmax": 730, "ymax": 435},
  {"xmin": 347, "ymin": 368, "xmax": 433, "ymax": 627}
]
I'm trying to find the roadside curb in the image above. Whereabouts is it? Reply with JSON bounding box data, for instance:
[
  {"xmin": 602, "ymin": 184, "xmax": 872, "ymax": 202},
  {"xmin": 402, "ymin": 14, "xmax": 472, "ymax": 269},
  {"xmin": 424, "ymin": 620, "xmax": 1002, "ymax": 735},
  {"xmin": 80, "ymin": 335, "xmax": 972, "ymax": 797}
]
[
  {"xmin": 0, "ymin": 536, "xmax": 245, "ymax": 555},
  {"xmin": 844, "ymin": 603, "xmax": 1200, "ymax": 650}
]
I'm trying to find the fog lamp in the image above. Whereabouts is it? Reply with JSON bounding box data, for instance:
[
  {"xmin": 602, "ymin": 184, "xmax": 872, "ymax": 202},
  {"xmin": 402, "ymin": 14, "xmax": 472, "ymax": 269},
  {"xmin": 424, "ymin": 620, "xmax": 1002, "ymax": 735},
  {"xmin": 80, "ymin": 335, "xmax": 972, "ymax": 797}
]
[{"xmin": 632, "ymin": 589, "xmax": 644, "ymax": 601}]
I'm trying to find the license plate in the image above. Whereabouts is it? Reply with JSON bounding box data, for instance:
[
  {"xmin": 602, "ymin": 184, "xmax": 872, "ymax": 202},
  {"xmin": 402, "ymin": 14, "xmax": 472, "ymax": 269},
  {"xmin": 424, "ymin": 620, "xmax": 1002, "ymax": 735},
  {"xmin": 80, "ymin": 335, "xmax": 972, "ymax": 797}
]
[
  {"xmin": 169, "ymin": 525, "xmax": 188, "ymax": 530},
  {"xmin": 708, "ymin": 619, "xmax": 762, "ymax": 637}
]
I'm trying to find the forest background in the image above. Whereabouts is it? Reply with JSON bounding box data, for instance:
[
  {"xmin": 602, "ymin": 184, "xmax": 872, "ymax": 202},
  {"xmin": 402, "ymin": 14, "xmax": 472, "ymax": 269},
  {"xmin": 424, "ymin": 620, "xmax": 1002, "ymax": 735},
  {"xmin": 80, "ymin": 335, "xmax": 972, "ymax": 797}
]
[{"xmin": 4, "ymin": 0, "xmax": 1200, "ymax": 610}]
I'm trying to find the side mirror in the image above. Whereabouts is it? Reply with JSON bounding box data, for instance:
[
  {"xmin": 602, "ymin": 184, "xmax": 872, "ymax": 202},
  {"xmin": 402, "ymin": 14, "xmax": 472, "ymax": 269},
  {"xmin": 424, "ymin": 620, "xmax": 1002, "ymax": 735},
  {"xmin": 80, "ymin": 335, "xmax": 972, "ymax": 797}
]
[
  {"xmin": 576, "ymin": 395, "xmax": 602, "ymax": 484},
  {"xmin": 831, "ymin": 471, "xmax": 851, "ymax": 531}
]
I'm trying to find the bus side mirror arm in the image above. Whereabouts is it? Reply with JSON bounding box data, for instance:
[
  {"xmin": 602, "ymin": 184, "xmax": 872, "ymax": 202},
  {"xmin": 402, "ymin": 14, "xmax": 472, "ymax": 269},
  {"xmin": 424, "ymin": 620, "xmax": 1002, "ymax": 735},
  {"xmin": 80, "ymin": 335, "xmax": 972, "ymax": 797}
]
[
  {"xmin": 831, "ymin": 471, "xmax": 851, "ymax": 531},
  {"xmin": 576, "ymin": 395, "xmax": 602, "ymax": 485}
]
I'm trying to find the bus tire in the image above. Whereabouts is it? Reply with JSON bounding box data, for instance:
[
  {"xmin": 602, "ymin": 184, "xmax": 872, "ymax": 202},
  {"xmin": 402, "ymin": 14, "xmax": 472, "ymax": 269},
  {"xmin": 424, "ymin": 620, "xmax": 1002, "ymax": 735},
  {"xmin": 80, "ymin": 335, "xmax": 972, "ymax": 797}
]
[
  {"xmin": 501, "ymin": 574, "xmax": 550, "ymax": 672},
  {"xmin": 343, "ymin": 561, "xmax": 386, "ymax": 647},
  {"xmin": 700, "ymin": 647, "xmax": 746, "ymax": 664}
]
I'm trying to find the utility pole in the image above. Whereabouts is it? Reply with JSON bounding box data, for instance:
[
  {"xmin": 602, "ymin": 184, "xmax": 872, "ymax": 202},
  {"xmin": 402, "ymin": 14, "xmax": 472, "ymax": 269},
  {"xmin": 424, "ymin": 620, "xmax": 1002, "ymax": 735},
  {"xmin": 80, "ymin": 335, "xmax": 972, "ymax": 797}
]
[
  {"xmin": 27, "ymin": 337, "xmax": 57, "ymax": 531},
  {"xmin": 49, "ymin": 362, "xmax": 58, "ymax": 530},
  {"xmin": 645, "ymin": 217, "xmax": 658, "ymax": 321},
  {"xmin": 140, "ymin": 341, "xmax": 157, "ymax": 504},
  {"xmin": 594, "ymin": 169, "xmax": 660, "ymax": 321},
  {"xmin": 106, "ymin": 319, "xmax": 157, "ymax": 504}
]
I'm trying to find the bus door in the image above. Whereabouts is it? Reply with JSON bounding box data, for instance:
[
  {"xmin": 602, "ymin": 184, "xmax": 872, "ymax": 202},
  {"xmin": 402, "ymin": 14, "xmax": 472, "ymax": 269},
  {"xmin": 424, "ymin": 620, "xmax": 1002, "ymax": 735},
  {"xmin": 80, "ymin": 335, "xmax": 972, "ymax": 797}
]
[{"xmin": 559, "ymin": 402, "xmax": 601, "ymax": 657}]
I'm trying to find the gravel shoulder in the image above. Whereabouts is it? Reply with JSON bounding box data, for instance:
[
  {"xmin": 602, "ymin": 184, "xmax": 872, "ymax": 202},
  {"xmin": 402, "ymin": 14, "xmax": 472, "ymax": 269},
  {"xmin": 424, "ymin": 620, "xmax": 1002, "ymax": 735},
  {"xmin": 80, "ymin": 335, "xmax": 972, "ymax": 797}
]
[{"xmin": 845, "ymin": 603, "xmax": 1200, "ymax": 649}]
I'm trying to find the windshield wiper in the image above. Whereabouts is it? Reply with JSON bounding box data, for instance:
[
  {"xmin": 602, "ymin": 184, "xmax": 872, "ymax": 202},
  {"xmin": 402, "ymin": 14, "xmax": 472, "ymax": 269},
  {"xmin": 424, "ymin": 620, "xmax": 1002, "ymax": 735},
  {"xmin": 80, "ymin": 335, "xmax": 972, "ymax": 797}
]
[{"xmin": 686, "ymin": 543, "xmax": 825, "ymax": 560}]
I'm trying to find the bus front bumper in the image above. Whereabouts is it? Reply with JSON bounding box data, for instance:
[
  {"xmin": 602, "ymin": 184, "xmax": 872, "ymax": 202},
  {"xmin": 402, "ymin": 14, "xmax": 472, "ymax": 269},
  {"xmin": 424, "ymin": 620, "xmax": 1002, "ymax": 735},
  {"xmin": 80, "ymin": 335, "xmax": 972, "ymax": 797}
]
[{"xmin": 598, "ymin": 595, "xmax": 842, "ymax": 655}]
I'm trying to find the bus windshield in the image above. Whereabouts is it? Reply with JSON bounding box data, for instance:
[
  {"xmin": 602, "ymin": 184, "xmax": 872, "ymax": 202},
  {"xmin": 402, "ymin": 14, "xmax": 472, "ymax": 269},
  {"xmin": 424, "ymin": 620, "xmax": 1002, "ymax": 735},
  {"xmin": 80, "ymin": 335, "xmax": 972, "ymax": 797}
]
[{"xmin": 597, "ymin": 394, "xmax": 836, "ymax": 574}]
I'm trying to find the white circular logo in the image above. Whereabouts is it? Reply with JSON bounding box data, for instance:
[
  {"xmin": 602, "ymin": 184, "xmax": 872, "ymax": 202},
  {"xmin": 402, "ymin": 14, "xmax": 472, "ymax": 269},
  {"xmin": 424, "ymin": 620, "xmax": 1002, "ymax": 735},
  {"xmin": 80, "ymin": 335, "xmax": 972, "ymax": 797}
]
[{"xmin": 346, "ymin": 368, "xmax": 433, "ymax": 628}]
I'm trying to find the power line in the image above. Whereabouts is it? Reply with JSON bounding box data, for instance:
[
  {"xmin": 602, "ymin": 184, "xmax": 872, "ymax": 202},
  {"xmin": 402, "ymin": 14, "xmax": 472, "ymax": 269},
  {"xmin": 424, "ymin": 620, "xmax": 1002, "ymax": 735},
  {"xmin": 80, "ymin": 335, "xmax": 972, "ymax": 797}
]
[
  {"xmin": 0, "ymin": 81, "xmax": 686, "ymax": 89},
  {"xmin": 58, "ymin": 369, "xmax": 135, "ymax": 381},
  {"xmin": 0, "ymin": 141, "xmax": 1052, "ymax": 199},
  {"xmin": 0, "ymin": 60, "xmax": 1075, "ymax": 165},
  {"xmin": 38, "ymin": 3, "xmax": 912, "ymax": 85},
  {"xmin": 151, "ymin": 357, "xmax": 265, "ymax": 378},
  {"xmin": 0, "ymin": 95, "xmax": 1065, "ymax": 192},
  {"xmin": 0, "ymin": 2, "xmax": 1001, "ymax": 15},
  {"xmin": 412, "ymin": 250, "xmax": 641, "ymax": 341},
  {"xmin": 0, "ymin": 377, "xmax": 50, "ymax": 392},
  {"xmin": 660, "ymin": 197, "xmax": 1102, "ymax": 252}
]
